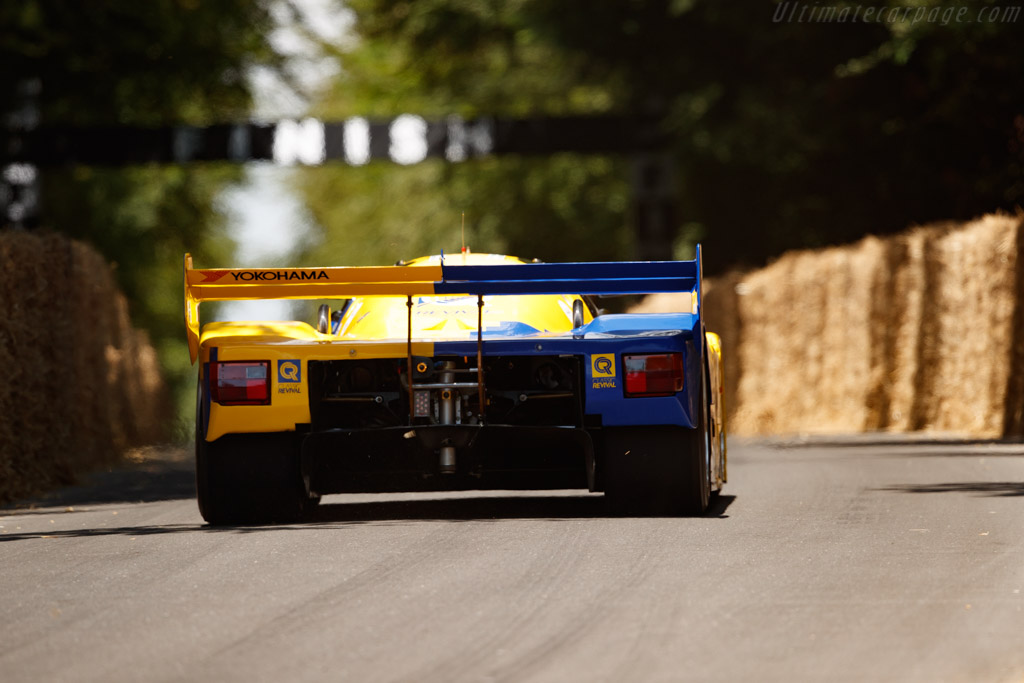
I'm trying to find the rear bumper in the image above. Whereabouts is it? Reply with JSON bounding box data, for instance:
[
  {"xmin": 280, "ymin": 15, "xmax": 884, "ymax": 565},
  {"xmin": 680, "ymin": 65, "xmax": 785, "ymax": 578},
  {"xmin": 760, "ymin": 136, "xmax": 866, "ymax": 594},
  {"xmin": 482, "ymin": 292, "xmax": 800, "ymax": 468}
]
[{"xmin": 303, "ymin": 424, "xmax": 595, "ymax": 493}]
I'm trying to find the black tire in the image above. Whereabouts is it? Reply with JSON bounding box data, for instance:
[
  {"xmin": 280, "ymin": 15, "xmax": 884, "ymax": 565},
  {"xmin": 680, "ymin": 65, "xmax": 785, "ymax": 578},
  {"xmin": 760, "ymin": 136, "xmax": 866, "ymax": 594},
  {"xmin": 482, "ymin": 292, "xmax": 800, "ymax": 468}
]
[
  {"xmin": 195, "ymin": 384, "xmax": 312, "ymax": 525},
  {"xmin": 603, "ymin": 379, "xmax": 711, "ymax": 517},
  {"xmin": 702, "ymin": 359, "xmax": 720, "ymax": 499}
]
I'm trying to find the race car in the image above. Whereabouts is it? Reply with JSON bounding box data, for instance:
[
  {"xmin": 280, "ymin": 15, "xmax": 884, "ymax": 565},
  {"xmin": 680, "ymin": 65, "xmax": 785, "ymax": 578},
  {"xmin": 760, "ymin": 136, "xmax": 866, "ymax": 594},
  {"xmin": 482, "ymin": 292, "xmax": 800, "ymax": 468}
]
[{"xmin": 184, "ymin": 249, "xmax": 726, "ymax": 524}]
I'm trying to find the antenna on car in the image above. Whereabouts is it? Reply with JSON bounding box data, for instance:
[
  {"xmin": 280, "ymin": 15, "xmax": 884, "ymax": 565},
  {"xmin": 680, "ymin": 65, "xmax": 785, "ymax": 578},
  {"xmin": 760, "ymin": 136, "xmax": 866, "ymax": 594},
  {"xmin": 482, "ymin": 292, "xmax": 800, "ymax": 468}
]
[{"xmin": 461, "ymin": 211, "xmax": 469, "ymax": 262}]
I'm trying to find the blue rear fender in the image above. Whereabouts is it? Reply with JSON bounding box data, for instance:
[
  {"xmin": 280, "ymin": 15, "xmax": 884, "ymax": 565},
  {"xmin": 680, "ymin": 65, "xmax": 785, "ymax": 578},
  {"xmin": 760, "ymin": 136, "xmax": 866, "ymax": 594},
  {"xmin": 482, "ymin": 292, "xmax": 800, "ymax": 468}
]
[
  {"xmin": 579, "ymin": 313, "xmax": 704, "ymax": 429},
  {"xmin": 431, "ymin": 312, "xmax": 705, "ymax": 430}
]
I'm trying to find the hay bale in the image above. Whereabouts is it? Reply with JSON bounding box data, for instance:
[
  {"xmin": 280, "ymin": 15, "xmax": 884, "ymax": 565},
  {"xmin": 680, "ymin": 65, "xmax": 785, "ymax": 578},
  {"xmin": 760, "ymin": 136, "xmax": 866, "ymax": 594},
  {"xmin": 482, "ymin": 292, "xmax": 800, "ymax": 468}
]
[
  {"xmin": 0, "ymin": 232, "xmax": 76, "ymax": 497},
  {"xmin": 1003, "ymin": 220, "xmax": 1024, "ymax": 437},
  {"xmin": 917, "ymin": 215, "xmax": 1019, "ymax": 436},
  {"xmin": 633, "ymin": 211, "xmax": 1024, "ymax": 438},
  {"xmin": 703, "ymin": 271, "xmax": 745, "ymax": 424},
  {"xmin": 628, "ymin": 274, "xmax": 747, "ymax": 424},
  {"xmin": 728, "ymin": 236, "xmax": 885, "ymax": 434},
  {"xmin": 0, "ymin": 231, "xmax": 168, "ymax": 503},
  {"xmin": 871, "ymin": 229, "xmax": 928, "ymax": 431}
]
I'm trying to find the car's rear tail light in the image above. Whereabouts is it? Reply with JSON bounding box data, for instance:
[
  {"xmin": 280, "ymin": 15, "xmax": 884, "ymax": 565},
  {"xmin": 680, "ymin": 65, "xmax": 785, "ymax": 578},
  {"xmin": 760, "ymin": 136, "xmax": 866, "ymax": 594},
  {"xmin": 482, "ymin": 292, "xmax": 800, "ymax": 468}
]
[
  {"xmin": 209, "ymin": 361, "xmax": 270, "ymax": 405},
  {"xmin": 624, "ymin": 353, "xmax": 684, "ymax": 397}
]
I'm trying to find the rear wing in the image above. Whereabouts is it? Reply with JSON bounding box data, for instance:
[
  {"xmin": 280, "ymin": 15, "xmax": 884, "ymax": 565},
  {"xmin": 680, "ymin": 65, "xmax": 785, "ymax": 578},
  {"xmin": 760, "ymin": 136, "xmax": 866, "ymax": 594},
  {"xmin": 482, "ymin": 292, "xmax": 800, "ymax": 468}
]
[
  {"xmin": 183, "ymin": 254, "xmax": 444, "ymax": 363},
  {"xmin": 184, "ymin": 246, "xmax": 704, "ymax": 363}
]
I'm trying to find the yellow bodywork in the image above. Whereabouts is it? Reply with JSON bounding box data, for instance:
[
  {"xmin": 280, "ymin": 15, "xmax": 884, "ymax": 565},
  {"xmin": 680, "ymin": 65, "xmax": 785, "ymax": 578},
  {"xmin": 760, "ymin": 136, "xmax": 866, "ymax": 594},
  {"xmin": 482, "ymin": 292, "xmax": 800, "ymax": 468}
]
[
  {"xmin": 705, "ymin": 332, "xmax": 728, "ymax": 482},
  {"xmin": 335, "ymin": 254, "xmax": 592, "ymax": 340},
  {"xmin": 191, "ymin": 253, "xmax": 593, "ymax": 441},
  {"xmin": 197, "ymin": 322, "xmax": 436, "ymax": 440},
  {"xmin": 184, "ymin": 254, "xmax": 444, "ymax": 364}
]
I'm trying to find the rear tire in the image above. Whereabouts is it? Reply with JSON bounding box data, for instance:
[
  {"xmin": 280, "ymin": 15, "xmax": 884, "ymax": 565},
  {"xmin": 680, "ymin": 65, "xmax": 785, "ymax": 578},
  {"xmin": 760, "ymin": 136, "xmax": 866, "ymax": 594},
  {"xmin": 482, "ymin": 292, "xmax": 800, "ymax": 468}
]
[
  {"xmin": 195, "ymin": 385, "xmax": 312, "ymax": 525},
  {"xmin": 603, "ymin": 424, "xmax": 710, "ymax": 516},
  {"xmin": 603, "ymin": 374, "xmax": 711, "ymax": 516}
]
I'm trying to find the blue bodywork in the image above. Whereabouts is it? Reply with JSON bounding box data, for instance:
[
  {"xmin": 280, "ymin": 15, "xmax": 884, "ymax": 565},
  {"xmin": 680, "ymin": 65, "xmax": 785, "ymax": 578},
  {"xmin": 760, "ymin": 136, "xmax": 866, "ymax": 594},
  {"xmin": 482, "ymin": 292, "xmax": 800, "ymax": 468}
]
[{"xmin": 432, "ymin": 246, "xmax": 707, "ymax": 432}]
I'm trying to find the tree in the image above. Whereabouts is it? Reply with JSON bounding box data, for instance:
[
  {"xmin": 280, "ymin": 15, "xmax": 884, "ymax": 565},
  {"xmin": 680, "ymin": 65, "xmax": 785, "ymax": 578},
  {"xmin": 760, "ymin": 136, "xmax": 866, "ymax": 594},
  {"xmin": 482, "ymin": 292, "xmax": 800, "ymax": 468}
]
[
  {"xmin": 1, "ymin": 0, "xmax": 282, "ymax": 426},
  {"xmin": 303, "ymin": 0, "xmax": 1024, "ymax": 273}
]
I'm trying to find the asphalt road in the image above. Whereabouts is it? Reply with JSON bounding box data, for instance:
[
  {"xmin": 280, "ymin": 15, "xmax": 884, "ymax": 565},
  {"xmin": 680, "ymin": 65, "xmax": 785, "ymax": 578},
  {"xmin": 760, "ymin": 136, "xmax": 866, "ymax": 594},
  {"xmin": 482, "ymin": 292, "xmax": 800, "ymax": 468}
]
[{"xmin": 1, "ymin": 437, "xmax": 1022, "ymax": 683}]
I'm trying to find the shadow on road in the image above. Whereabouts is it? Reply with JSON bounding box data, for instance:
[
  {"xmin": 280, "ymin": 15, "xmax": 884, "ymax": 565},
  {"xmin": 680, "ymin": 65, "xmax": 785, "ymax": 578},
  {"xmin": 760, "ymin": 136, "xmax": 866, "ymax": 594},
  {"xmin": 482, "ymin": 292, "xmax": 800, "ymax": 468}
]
[
  {"xmin": 876, "ymin": 482, "xmax": 1024, "ymax": 497},
  {"xmin": 889, "ymin": 451, "xmax": 1024, "ymax": 459},
  {"xmin": 766, "ymin": 436, "xmax": 1024, "ymax": 450},
  {"xmin": 0, "ymin": 524, "xmax": 207, "ymax": 541},
  {"xmin": 1, "ymin": 461, "xmax": 197, "ymax": 512},
  {"xmin": 313, "ymin": 494, "xmax": 606, "ymax": 522},
  {"xmin": 310, "ymin": 493, "xmax": 735, "ymax": 523},
  {"xmin": 709, "ymin": 494, "xmax": 735, "ymax": 517},
  {"xmin": 0, "ymin": 493, "xmax": 736, "ymax": 542}
]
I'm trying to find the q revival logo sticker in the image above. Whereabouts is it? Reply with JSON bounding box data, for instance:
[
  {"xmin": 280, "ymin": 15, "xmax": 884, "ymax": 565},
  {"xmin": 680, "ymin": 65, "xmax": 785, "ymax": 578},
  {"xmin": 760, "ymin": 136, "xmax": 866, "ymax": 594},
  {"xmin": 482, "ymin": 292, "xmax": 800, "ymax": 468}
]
[
  {"xmin": 278, "ymin": 360, "xmax": 302, "ymax": 394},
  {"xmin": 591, "ymin": 354, "xmax": 617, "ymax": 390}
]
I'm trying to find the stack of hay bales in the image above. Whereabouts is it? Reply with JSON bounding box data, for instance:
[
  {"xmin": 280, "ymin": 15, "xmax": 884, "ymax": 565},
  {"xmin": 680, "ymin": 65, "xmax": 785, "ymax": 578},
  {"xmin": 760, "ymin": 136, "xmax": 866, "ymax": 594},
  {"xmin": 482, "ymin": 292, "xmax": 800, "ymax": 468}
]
[
  {"xmin": 636, "ymin": 212, "xmax": 1023, "ymax": 437},
  {"xmin": 0, "ymin": 231, "xmax": 168, "ymax": 502}
]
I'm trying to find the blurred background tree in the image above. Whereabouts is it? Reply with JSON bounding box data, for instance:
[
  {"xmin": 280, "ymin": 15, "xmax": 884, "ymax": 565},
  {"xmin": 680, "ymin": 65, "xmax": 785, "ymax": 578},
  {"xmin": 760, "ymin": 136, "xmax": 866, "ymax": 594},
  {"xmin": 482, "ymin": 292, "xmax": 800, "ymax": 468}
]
[
  {"xmin": 4, "ymin": 0, "xmax": 1023, "ymax": 428},
  {"xmin": 301, "ymin": 0, "xmax": 637, "ymax": 267},
  {"xmin": 303, "ymin": 0, "xmax": 1024, "ymax": 272},
  {"xmin": 1, "ymin": 0, "xmax": 283, "ymax": 429}
]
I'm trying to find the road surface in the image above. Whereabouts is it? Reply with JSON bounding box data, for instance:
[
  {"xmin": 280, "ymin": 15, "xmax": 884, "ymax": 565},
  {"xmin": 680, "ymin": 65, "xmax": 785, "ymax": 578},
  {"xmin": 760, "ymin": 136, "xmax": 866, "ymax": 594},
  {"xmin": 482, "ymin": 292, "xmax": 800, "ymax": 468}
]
[{"xmin": 1, "ymin": 437, "xmax": 1022, "ymax": 682}]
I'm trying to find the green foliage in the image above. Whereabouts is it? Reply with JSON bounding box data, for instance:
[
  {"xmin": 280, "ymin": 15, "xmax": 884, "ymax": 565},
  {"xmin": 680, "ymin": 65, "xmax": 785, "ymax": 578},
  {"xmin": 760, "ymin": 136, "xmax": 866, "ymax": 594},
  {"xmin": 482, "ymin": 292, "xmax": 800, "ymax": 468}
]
[
  {"xmin": 320, "ymin": 0, "xmax": 619, "ymax": 119},
  {"xmin": 5, "ymin": 0, "xmax": 1022, "ymax": 434},
  {"xmin": 308, "ymin": 0, "xmax": 1024, "ymax": 273},
  {"xmin": 304, "ymin": 0, "xmax": 636, "ymax": 268},
  {"xmin": 300, "ymin": 155, "xmax": 630, "ymax": 266},
  {"xmin": 1, "ymin": 0, "xmax": 280, "ymax": 434},
  {"xmin": 0, "ymin": 0, "xmax": 278, "ymax": 126},
  {"xmin": 41, "ymin": 166, "xmax": 236, "ymax": 428}
]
